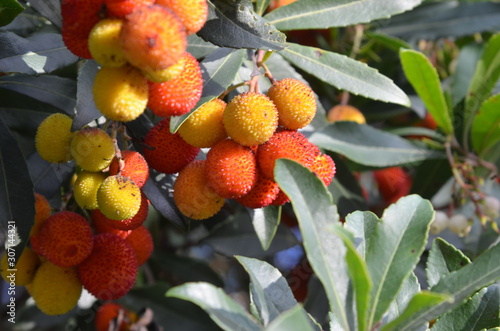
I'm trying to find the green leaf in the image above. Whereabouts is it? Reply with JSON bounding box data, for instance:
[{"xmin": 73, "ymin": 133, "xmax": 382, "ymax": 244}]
[
  {"xmin": 365, "ymin": 195, "xmax": 434, "ymax": 326},
  {"xmin": 274, "ymin": 159, "xmax": 353, "ymax": 331},
  {"xmin": 400, "ymin": 49, "xmax": 453, "ymax": 135},
  {"xmin": 381, "ymin": 291, "xmax": 451, "ymax": 331},
  {"xmin": 309, "ymin": 122, "xmax": 444, "ymax": 167},
  {"xmin": 0, "ymin": 0, "xmax": 24, "ymax": 27},
  {"xmin": 171, "ymin": 48, "xmax": 245, "ymax": 132},
  {"xmin": 450, "ymin": 43, "xmax": 484, "ymax": 106},
  {"xmin": 264, "ymin": 0, "xmax": 422, "ymax": 31},
  {"xmin": 197, "ymin": 0, "xmax": 286, "ymax": 51},
  {"xmin": 236, "ymin": 256, "xmax": 319, "ymax": 328},
  {"xmin": 431, "ymin": 285, "xmax": 500, "ymax": 331},
  {"xmin": 72, "ymin": 60, "xmax": 100, "ymax": 131},
  {"xmin": 27, "ymin": 153, "xmax": 74, "ymax": 201},
  {"xmin": 330, "ymin": 226, "xmax": 372, "ymax": 331},
  {"xmin": 376, "ymin": 2, "xmax": 500, "ymax": 40},
  {"xmin": 27, "ymin": 0, "xmax": 61, "ymax": 28},
  {"xmin": 187, "ymin": 34, "xmax": 218, "ymax": 59},
  {"xmin": 465, "ymin": 33, "xmax": 500, "ymax": 120},
  {"xmin": 249, "ymin": 205, "xmax": 281, "ymax": 251},
  {"xmin": 385, "ymin": 272, "xmax": 422, "ymax": 329},
  {"xmin": 0, "ymin": 118, "xmax": 34, "ymax": 263},
  {"xmin": 166, "ymin": 282, "xmax": 262, "ymax": 331},
  {"xmin": 426, "ymin": 237, "xmax": 471, "ymax": 289},
  {"xmin": 0, "ymin": 32, "xmax": 78, "ymax": 74},
  {"xmin": 396, "ymin": 241, "xmax": 500, "ymax": 330},
  {"xmin": 344, "ymin": 211, "xmax": 380, "ymax": 259},
  {"xmin": 0, "ymin": 74, "xmax": 76, "ymax": 115},
  {"xmin": 265, "ymin": 305, "xmax": 317, "ymax": 331},
  {"xmin": 255, "ymin": 0, "xmax": 271, "ymax": 16},
  {"xmin": 471, "ymin": 94, "xmax": 500, "ymax": 156},
  {"xmin": 281, "ymin": 43, "xmax": 410, "ymax": 106}
]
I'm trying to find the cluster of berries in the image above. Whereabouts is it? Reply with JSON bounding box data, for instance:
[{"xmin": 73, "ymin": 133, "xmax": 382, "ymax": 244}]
[
  {"xmin": 62, "ymin": 0, "xmax": 206, "ymax": 122},
  {"xmin": 142, "ymin": 78, "xmax": 336, "ymax": 220}
]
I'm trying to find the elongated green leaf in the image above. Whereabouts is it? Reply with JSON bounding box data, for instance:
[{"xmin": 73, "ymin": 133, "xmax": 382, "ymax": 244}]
[
  {"xmin": 72, "ymin": 60, "xmax": 100, "ymax": 130},
  {"xmin": 376, "ymin": 2, "xmax": 500, "ymax": 40},
  {"xmin": 265, "ymin": 0, "xmax": 421, "ymax": 31},
  {"xmin": 366, "ymin": 195, "xmax": 434, "ymax": 326},
  {"xmin": 431, "ymin": 285, "xmax": 500, "ymax": 331},
  {"xmin": 171, "ymin": 48, "xmax": 245, "ymax": 132},
  {"xmin": 0, "ymin": 118, "xmax": 34, "ymax": 263},
  {"xmin": 167, "ymin": 282, "xmax": 262, "ymax": 331},
  {"xmin": 265, "ymin": 305, "xmax": 316, "ymax": 331},
  {"xmin": 381, "ymin": 291, "xmax": 450, "ymax": 331},
  {"xmin": 385, "ymin": 272, "xmax": 422, "ymax": 329},
  {"xmin": 400, "ymin": 49, "xmax": 453, "ymax": 135},
  {"xmin": 0, "ymin": 32, "xmax": 78, "ymax": 74},
  {"xmin": 187, "ymin": 34, "xmax": 218, "ymax": 59},
  {"xmin": 274, "ymin": 159, "xmax": 353, "ymax": 331},
  {"xmin": 344, "ymin": 211, "xmax": 380, "ymax": 259},
  {"xmin": 281, "ymin": 43, "xmax": 410, "ymax": 106},
  {"xmin": 0, "ymin": 0, "xmax": 24, "ymax": 26},
  {"xmin": 255, "ymin": 0, "xmax": 271, "ymax": 16},
  {"xmin": 465, "ymin": 33, "xmax": 500, "ymax": 120},
  {"xmin": 0, "ymin": 74, "xmax": 76, "ymax": 114},
  {"xmin": 330, "ymin": 226, "xmax": 372, "ymax": 331},
  {"xmin": 198, "ymin": 0, "xmax": 286, "ymax": 50},
  {"xmin": 236, "ymin": 256, "xmax": 316, "ymax": 328},
  {"xmin": 249, "ymin": 206, "xmax": 281, "ymax": 251},
  {"xmin": 27, "ymin": 0, "xmax": 61, "ymax": 28},
  {"xmin": 309, "ymin": 122, "xmax": 444, "ymax": 167},
  {"xmin": 451, "ymin": 43, "xmax": 484, "ymax": 106},
  {"xmin": 426, "ymin": 237, "xmax": 470, "ymax": 289},
  {"xmin": 471, "ymin": 94, "xmax": 500, "ymax": 156},
  {"xmin": 396, "ymin": 241, "xmax": 500, "ymax": 330}
]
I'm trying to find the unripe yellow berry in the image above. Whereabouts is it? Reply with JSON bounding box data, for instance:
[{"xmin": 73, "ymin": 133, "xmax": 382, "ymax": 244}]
[
  {"xmin": 88, "ymin": 18, "xmax": 128, "ymax": 68},
  {"xmin": 31, "ymin": 261, "xmax": 82, "ymax": 315},
  {"xmin": 71, "ymin": 127, "xmax": 115, "ymax": 172},
  {"xmin": 73, "ymin": 170, "xmax": 107, "ymax": 210},
  {"xmin": 35, "ymin": 113, "xmax": 74, "ymax": 163},
  {"xmin": 142, "ymin": 51, "xmax": 186, "ymax": 83},
  {"xmin": 327, "ymin": 104, "xmax": 366, "ymax": 124},
  {"xmin": 178, "ymin": 98, "xmax": 228, "ymax": 148},
  {"xmin": 97, "ymin": 175, "xmax": 141, "ymax": 220},
  {"xmin": 93, "ymin": 65, "xmax": 148, "ymax": 122},
  {"xmin": 223, "ymin": 92, "xmax": 278, "ymax": 146},
  {"xmin": 1, "ymin": 247, "xmax": 40, "ymax": 286}
]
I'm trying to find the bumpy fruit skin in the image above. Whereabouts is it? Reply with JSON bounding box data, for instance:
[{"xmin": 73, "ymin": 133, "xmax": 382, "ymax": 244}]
[
  {"xmin": 327, "ymin": 104, "xmax": 366, "ymax": 124},
  {"xmin": 30, "ymin": 193, "xmax": 52, "ymax": 237},
  {"xmin": 223, "ymin": 92, "xmax": 278, "ymax": 146},
  {"xmin": 120, "ymin": 5, "xmax": 187, "ymax": 71},
  {"xmin": 71, "ymin": 127, "xmax": 115, "ymax": 172},
  {"xmin": 141, "ymin": 49, "xmax": 186, "ymax": 83},
  {"xmin": 95, "ymin": 302, "xmax": 133, "ymax": 331},
  {"xmin": 178, "ymin": 98, "xmax": 228, "ymax": 148},
  {"xmin": 311, "ymin": 153, "xmax": 336, "ymax": 186},
  {"xmin": 205, "ymin": 139, "xmax": 257, "ymax": 199},
  {"xmin": 109, "ymin": 150, "xmax": 149, "ymax": 188},
  {"xmin": 74, "ymin": 170, "xmax": 107, "ymax": 210},
  {"xmin": 91, "ymin": 209, "xmax": 130, "ymax": 239},
  {"xmin": 147, "ymin": 53, "xmax": 203, "ymax": 116},
  {"xmin": 97, "ymin": 175, "xmax": 141, "ymax": 220},
  {"xmin": 93, "ymin": 65, "xmax": 148, "ymax": 122},
  {"xmin": 35, "ymin": 113, "xmax": 74, "ymax": 163},
  {"xmin": 94, "ymin": 190, "xmax": 148, "ymax": 230},
  {"xmin": 267, "ymin": 78, "xmax": 316, "ymax": 130},
  {"xmin": 105, "ymin": 0, "xmax": 155, "ymax": 18},
  {"xmin": 142, "ymin": 118, "xmax": 200, "ymax": 174},
  {"xmin": 61, "ymin": 0, "xmax": 105, "ymax": 59},
  {"xmin": 31, "ymin": 262, "xmax": 82, "ymax": 315},
  {"xmin": 88, "ymin": 18, "xmax": 128, "ymax": 67},
  {"xmin": 174, "ymin": 160, "xmax": 225, "ymax": 219},
  {"xmin": 0, "ymin": 247, "xmax": 40, "ymax": 286},
  {"xmin": 271, "ymin": 189, "xmax": 290, "ymax": 206},
  {"xmin": 77, "ymin": 233, "xmax": 138, "ymax": 300},
  {"xmin": 125, "ymin": 225, "xmax": 153, "ymax": 265},
  {"xmin": 156, "ymin": 0, "xmax": 208, "ymax": 35},
  {"xmin": 31, "ymin": 211, "xmax": 93, "ymax": 267},
  {"xmin": 257, "ymin": 130, "xmax": 321, "ymax": 180},
  {"xmin": 236, "ymin": 174, "xmax": 280, "ymax": 209}
]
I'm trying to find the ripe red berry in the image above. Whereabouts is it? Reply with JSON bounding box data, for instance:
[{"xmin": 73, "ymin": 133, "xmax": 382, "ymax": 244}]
[
  {"xmin": 109, "ymin": 150, "xmax": 150, "ymax": 188},
  {"xmin": 236, "ymin": 173, "xmax": 280, "ymax": 209}
]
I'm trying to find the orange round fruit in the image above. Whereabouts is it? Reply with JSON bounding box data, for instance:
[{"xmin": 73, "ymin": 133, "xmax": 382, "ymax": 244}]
[
  {"xmin": 109, "ymin": 150, "xmax": 149, "ymax": 188},
  {"xmin": 327, "ymin": 104, "xmax": 366, "ymax": 124},
  {"xmin": 105, "ymin": 0, "xmax": 155, "ymax": 18},
  {"xmin": 124, "ymin": 225, "xmax": 153, "ymax": 265},
  {"xmin": 311, "ymin": 153, "xmax": 336, "ymax": 186},
  {"xmin": 30, "ymin": 193, "xmax": 52, "ymax": 237},
  {"xmin": 95, "ymin": 302, "xmax": 133, "ymax": 331},
  {"xmin": 156, "ymin": 0, "xmax": 208, "ymax": 35}
]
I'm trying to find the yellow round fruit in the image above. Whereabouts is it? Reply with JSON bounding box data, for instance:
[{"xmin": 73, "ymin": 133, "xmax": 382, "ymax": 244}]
[
  {"xmin": 35, "ymin": 113, "xmax": 74, "ymax": 163},
  {"xmin": 71, "ymin": 127, "xmax": 115, "ymax": 172},
  {"xmin": 223, "ymin": 92, "xmax": 278, "ymax": 146},
  {"xmin": 178, "ymin": 98, "xmax": 228, "ymax": 148},
  {"xmin": 326, "ymin": 104, "xmax": 366, "ymax": 124},
  {"xmin": 31, "ymin": 261, "xmax": 82, "ymax": 315},
  {"xmin": 0, "ymin": 247, "xmax": 40, "ymax": 286},
  {"xmin": 88, "ymin": 18, "xmax": 128, "ymax": 68},
  {"xmin": 141, "ymin": 51, "xmax": 186, "ymax": 83},
  {"xmin": 97, "ymin": 175, "xmax": 141, "ymax": 220},
  {"xmin": 74, "ymin": 170, "xmax": 107, "ymax": 210},
  {"xmin": 92, "ymin": 65, "xmax": 148, "ymax": 122}
]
